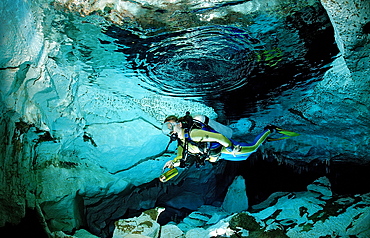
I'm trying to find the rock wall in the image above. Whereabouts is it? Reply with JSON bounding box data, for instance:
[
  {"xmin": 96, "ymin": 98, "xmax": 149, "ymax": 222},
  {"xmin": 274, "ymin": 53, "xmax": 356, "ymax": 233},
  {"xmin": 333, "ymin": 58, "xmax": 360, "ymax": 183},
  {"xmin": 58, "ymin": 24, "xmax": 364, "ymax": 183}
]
[
  {"xmin": 0, "ymin": 0, "xmax": 45, "ymax": 226},
  {"xmin": 285, "ymin": 0, "xmax": 370, "ymax": 162},
  {"xmin": 0, "ymin": 0, "xmax": 219, "ymax": 231},
  {"xmin": 246, "ymin": 0, "xmax": 370, "ymax": 166}
]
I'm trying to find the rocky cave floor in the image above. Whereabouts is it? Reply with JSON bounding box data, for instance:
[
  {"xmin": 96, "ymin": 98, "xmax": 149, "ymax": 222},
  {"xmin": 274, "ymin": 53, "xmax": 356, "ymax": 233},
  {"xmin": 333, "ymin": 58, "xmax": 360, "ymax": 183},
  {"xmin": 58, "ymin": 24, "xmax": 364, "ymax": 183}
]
[{"xmin": 2, "ymin": 157, "xmax": 370, "ymax": 238}]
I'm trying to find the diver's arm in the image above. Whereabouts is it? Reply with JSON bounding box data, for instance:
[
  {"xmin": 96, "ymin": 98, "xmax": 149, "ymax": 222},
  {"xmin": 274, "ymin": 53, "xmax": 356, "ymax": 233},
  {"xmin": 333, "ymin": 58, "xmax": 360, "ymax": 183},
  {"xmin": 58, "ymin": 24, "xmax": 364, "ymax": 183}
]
[
  {"xmin": 190, "ymin": 129, "xmax": 232, "ymax": 147},
  {"xmin": 172, "ymin": 146, "xmax": 183, "ymax": 165},
  {"xmin": 163, "ymin": 145, "xmax": 183, "ymax": 170}
]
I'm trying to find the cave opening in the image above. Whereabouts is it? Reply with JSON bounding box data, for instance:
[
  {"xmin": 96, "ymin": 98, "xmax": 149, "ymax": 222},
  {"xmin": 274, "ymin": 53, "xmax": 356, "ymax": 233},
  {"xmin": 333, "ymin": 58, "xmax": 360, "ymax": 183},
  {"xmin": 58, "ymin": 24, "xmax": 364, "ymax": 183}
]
[
  {"xmin": 0, "ymin": 208, "xmax": 49, "ymax": 238},
  {"xmin": 233, "ymin": 153, "xmax": 370, "ymax": 206},
  {"xmin": 2, "ymin": 155, "xmax": 369, "ymax": 238},
  {"xmin": 108, "ymin": 152, "xmax": 370, "ymax": 235}
]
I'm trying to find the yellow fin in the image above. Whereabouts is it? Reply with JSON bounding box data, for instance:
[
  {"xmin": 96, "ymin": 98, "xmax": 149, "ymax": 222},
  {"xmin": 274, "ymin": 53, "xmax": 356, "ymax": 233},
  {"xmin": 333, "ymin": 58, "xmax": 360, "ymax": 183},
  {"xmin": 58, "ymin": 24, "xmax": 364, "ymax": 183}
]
[{"xmin": 276, "ymin": 128, "xmax": 300, "ymax": 137}]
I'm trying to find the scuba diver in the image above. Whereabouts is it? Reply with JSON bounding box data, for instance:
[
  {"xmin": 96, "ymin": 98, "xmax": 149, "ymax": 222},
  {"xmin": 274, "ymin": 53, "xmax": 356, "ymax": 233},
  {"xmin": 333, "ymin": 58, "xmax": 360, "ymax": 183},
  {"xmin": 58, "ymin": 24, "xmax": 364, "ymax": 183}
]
[{"xmin": 159, "ymin": 112, "xmax": 299, "ymax": 182}]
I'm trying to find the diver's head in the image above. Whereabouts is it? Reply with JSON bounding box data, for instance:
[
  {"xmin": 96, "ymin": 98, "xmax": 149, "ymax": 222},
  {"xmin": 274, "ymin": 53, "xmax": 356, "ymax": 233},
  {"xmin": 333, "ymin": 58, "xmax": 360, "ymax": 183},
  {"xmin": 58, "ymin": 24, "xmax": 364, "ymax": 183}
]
[
  {"xmin": 162, "ymin": 115, "xmax": 181, "ymax": 139},
  {"xmin": 164, "ymin": 115, "xmax": 178, "ymax": 123},
  {"xmin": 162, "ymin": 121, "xmax": 177, "ymax": 135}
]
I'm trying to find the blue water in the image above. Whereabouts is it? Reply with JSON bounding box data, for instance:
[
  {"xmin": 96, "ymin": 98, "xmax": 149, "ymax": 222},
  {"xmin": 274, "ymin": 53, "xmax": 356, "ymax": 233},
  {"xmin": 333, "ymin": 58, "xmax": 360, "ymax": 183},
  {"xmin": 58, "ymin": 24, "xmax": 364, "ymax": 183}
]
[
  {"xmin": 43, "ymin": 3, "xmax": 343, "ymax": 237},
  {"xmin": 54, "ymin": 2, "xmax": 338, "ymax": 120},
  {"xmin": 105, "ymin": 25, "xmax": 258, "ymax": 97},
  {"xmin": 103, "ymin": 19, "xmax": 338, "ymax": 119}
]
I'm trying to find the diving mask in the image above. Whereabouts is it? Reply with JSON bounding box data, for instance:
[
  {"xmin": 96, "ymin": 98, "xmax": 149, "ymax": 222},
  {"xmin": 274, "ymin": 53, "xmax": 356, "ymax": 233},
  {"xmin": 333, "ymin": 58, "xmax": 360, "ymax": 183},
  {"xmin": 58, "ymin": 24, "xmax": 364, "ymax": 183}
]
[{"xmin": 162, "ymin": 121, "xmax": 178, "ymax": 136}]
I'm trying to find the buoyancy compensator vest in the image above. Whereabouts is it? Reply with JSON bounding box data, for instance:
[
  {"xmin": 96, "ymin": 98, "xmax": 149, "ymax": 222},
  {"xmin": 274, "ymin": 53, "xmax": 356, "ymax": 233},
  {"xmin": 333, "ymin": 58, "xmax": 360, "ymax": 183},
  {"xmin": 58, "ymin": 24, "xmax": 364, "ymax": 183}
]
[{"xmin": 177, "ymin": 112, "xmax": 231, "ymax": 167}]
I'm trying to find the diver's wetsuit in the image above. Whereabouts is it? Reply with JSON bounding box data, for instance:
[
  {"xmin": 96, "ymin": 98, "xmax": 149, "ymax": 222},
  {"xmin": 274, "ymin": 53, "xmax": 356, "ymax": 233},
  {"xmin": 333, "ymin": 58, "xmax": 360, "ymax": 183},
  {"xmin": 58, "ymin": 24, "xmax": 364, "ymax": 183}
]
[{"xmin": 172, "ymin": 128, "xmax": 272, "ymax": 164}]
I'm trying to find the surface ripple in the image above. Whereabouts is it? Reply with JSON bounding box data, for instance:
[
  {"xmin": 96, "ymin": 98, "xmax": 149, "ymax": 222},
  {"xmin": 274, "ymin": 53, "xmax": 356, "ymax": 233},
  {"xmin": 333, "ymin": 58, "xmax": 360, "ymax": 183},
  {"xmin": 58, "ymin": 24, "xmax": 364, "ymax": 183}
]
[{"xmin": 132, "ymin": 26, "xmax": 259, "ymax": 97}]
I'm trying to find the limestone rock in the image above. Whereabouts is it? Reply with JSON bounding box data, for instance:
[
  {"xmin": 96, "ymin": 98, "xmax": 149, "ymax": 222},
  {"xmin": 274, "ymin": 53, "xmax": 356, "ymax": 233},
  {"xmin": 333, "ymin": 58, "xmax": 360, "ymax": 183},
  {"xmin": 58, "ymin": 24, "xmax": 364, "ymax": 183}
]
[
  {"xmin": 207, "ymin": 217, "xmax": 236, "ymax": 237},
  {"xmin": 176, "ymin": 205, "xmax": 227, "ymax": 233},
  {"xmin": 307, "ymin": 176, "xmax": 332, "ymax": 199},
  {"xmin": 227, "ymin": 177, "xmax": 370, "ymax": 238},
  {"xmin": 51, "ymin": 229, "xmax": 99, "ymax": 238},
  {"xmin": 320, "ymin": 0, "xmax": 369, "ymax": 58},
  {"xmin": 222, "ymin": 176, "xmax": 248, "ymax": 214},
  {"xmin": 74, "ymin": 229, "xmax": 100, "ymax": 238},
  {"xmin": 112, "ymin": 208, "xmax": 164, "ymax": 238},
  {"xmin": 160, "ymin": 224, "xmax": 184, "ymax": 238},
  {"xmin": 185, "ymin": 228, "xmax": 209, "ymax": 238},
  {"xmin": 122, "ymin": 235, "xmax": 152, "ymax": 238},
  {"xmin": 170, "ymin": 177, "xmax": 370, "ymax": 238}
]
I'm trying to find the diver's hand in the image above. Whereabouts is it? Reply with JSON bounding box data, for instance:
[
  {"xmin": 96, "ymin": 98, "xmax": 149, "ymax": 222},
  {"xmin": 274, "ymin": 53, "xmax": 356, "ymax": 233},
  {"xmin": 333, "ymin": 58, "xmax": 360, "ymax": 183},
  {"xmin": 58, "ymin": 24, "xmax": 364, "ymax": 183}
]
[
  {"xmin": 224, "ymin": 145, "xmax": 241, "ymax": 156},
  {"xmin": 225, "ymin": 146, "xmax": 234, "ymax": 153},
  {"xmin": 163, "ymin": 160, "xmax": 174, "ymax": 171}
]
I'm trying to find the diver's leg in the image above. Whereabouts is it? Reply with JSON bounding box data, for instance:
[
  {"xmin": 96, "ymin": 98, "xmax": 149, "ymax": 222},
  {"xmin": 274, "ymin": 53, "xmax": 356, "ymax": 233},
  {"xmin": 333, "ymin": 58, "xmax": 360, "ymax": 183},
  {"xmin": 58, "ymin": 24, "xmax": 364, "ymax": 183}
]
[
  {"xmin": 221, "ymin": 129, "xmax": 271, "ymax": 155},
  {"xmin": 239, "ymin": 129, "xmax": 271, "ymax": 153}
]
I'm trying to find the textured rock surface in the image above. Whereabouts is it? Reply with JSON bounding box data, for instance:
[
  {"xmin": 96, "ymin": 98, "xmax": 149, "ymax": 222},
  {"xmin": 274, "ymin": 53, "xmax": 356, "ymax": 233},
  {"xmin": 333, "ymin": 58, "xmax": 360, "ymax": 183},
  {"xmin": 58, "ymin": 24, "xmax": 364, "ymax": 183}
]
[
  {"xmin": 52, "ymin": 229, "xmax": 100, "ymax": 238},
  {"xmin": 160, "ymin": 224, "xmax": 184, "ymax": 238},
  {"xmin": 222, "ymin": 176, "xmax": 248, "ymax": 214},
  {"xmin": 171, "ymin": 177, "xmax": 370, "ymax": 238},
  {"xmin": 111, "ymin": 177, "xmax": 370, "ymax": 237},
  {"xmin": 112, "ymin": 208, "xmax": 164, "ymax": 238},
  {"xmin": 0, "ymin": 0, "xmax": 369, "ymax": 237}
]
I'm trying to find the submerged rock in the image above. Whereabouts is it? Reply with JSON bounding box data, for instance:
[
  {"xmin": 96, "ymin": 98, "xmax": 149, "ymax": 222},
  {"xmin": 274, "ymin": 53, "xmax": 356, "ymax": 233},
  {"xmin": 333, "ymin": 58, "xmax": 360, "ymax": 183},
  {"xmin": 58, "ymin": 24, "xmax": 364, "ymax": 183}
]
[
  {"xmin": 167, "ymin": 176, "xmax": 370, "ymax": 238},
  {"xmin": 51, "ymin": 229, "xmax": 100, "ymax": 238},
  {"xmin": 160, "ymin": 224, "xmax": 183, "ymax": 238},
  {"xmin": 112, "ymin": 207, "xmax": 164, "ymax": 238},
  {"xmin": 222, "ymin": 175, "xmax": 248, "ymax": 214}
]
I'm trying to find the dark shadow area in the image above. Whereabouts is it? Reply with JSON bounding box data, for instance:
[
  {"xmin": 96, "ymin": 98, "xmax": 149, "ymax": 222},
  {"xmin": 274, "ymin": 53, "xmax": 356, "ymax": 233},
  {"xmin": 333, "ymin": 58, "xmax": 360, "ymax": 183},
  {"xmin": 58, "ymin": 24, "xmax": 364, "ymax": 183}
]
[
  {"xmin": 8, "ymin": 154, "xmax": 368, "ymax": 238},
  {"xmin": 83, "ymin": 161, "xmax": 237, "ymax": 238},
  {"xmin": 205, "ymin": 3, "xmax": 340, "ymax": 120},
  {"xmin": 156, "ymin": 161, "xmax": 238, "ymax": 226},
  {"xmin": 327, "ymin": 160, "xmax": 370, "ymax": 195},
  {"xmin": 84, "ymin": 151, "xmax": 370, "ymax": 238},
  {"xmin": 0, "ymin": 208, "xmax": 49, "ymax": 238},
  {"xmin": 232, "ymin": 152, "xmax": 370, "ymax": 206},
  {"xmin": 156, "ymin": 207, "xmax": 194, "ymax": 225}
]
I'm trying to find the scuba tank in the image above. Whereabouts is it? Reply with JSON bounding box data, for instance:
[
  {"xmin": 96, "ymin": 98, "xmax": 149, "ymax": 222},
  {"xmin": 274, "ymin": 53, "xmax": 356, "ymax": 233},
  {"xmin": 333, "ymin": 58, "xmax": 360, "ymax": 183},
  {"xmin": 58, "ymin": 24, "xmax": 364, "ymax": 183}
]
[{"xmin": 193, "ymin": 115, "xmax": 233, "ymax": 139}]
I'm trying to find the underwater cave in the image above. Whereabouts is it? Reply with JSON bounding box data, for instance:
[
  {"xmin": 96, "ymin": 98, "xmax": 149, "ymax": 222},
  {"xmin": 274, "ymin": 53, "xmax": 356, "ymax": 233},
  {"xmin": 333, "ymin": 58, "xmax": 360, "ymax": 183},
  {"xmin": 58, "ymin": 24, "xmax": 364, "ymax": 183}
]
[{"xmin": 1, "ymin": 0, "xmax": 369, "ymax": 237}]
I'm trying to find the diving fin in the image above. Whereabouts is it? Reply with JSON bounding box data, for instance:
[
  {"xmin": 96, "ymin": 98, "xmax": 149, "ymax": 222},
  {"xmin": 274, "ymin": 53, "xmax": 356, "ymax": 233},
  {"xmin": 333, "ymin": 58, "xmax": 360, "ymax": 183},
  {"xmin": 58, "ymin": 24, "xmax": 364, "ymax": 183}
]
[
  {"xmin": 267, "ymin": 127, "xmax": 300, "ymax": 141},
  {"xmin": 276, "ymin": 128, "xmax": 300, "ymax": 137},
  {"xmin": 267, "ymin": 136, "xmax": 291, "ymax": 141},
  {"xmin": 159, "ymin": 168, "xmax": 179, "ymax": 182}
]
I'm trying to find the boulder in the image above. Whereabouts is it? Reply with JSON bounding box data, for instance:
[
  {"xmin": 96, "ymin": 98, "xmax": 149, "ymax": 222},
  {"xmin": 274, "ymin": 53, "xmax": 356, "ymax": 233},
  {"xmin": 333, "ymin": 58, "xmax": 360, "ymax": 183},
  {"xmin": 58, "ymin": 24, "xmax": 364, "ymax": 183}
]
[
  {"xmin": 222, "ymin": 176, "xmax": 248, "ymax": 214},
  {"xmin": 172, "ymin": 177, "xmax": 370, "ymax": 238},
  {"xmin": 112, "ymin": 208, "xmax": 164, "ymax": 238},
  {"xmin": 185, "ymin": 228, "xmax": 209, "ymax": 238},
  {"xmin": 160, "ymin": 224, "xmax": 184, "ymax": 238}
]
